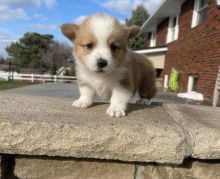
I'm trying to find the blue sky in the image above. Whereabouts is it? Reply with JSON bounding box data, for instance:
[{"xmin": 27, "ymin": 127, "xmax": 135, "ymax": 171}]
[{"xmin": 0, "ymin": 0, "xmax": 163, "ymax": 57}]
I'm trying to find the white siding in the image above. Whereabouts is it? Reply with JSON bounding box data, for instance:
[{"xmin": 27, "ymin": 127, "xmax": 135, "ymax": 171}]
[{"xmin": 144, "ymin": 53, "xmax": 165, "ymax": 69}]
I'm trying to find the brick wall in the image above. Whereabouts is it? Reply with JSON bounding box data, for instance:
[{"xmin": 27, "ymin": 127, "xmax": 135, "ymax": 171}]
[
  {"xmin": 163, "ymin": 0, "xmax": 220, "ymax": 103},
  {"xmin": 156, "ymin": 18, "xmax": 169, "ymax": 46}
]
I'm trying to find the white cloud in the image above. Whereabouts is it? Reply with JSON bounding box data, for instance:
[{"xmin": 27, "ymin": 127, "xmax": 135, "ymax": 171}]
[
  {"xmin": 33, "ymin": 13, "xmax": 48, "ymax": 21},
  {"xmin": 0, "ymin": 0, "xmax": 57, "ymax": 22},
  {"xmin": 28, "ymin": 23, "xmax": 58, "ymax": 30},
  {"xmin": 0, "ymin": 0, "xmax": 39, "ymax": 8},
  {"xmin": 0, "ymin": 0, "xmax": 57, "ymax": 8},
  {"xmin": 43, "ymin": 0, "xmax": 57, "ymax": 8},
  {"xmin": 0, "ymin": 5, "xmax": 29, "ymax": 22},
  {"xmin": 0, "ymin": 47, "xmax": 8, "ymax": 58},
  {"xmin": 100, "ymin": 0, "xmax": 164, "ymax": 15},
  {"xmin": 101, "ymin": 0, "xmax": 132, "ymax": 14},
  {"xmin": 141, "ymin": 0, "xmax": 164, "ymax": 14},
  {"xmin": 0, "ymin": 30, "xmax": 16, "ymax": 43},
  {"xmin": 73, "ymin": 15, "xmax": 88, "ymax": 24},
  {"xmin": 0, "ymin": 30, "xmax": 17, "ymax": 57}
]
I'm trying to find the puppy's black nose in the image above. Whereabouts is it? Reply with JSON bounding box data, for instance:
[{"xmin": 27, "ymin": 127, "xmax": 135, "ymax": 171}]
[{"xmin": 97, "ymin": 58, "xmax": 108, "ymax": 69}]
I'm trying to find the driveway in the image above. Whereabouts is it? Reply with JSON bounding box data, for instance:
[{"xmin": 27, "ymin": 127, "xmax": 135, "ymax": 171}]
[
  {"xmin": 0, "ymin": 82, "xmax": 191, "ymax": 105},
  {"xmin": 0, "ymin": 82, "xmax": 79, "ymax": 99}
]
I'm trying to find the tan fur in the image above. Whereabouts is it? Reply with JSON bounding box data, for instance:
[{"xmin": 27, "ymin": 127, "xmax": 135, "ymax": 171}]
[
  {"xmin": 61, "ymin": 15, "xmax": 141, "ymax": 66},
  {"xmin": 107, "ymin": 32, "xmax": 127, "ymax": 64},
  {"xmin": 120, "ymin": 51, "xmax": 157, "ymax": 99}
]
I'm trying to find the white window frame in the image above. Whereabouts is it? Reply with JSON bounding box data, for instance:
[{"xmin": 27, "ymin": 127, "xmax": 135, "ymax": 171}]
[
  {"xmin": 192, "ymin": 0, "xmax": 209, "ymax": 28},
  {"xmin": 164, "ymin": 74, "xmax": 169, "ymax": 89},
  {"xmin": 166, "ymin": 15, "xmax": 179, "ymax": 43},
  {"xmin": 187, "ymin": 75, "xmax": 198, "ymax": 92},
  {"xmin": 217, "ymin": 0, "xmax": 220, "ymax": 8},
  {"xmin": 150, "ymin": 32, "xmax": 156, "ymax": 47}
]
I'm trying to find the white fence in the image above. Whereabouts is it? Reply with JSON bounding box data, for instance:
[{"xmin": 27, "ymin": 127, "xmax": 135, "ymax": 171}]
[{"xmin": 0, "ymin": 71, "xmax": 77, "ymax": 83}]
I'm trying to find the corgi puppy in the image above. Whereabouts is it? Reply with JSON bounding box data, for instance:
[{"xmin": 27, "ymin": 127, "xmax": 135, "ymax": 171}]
[{"xmin": 61, "ymin": 13, "xmax": 156, "ymax": 118}]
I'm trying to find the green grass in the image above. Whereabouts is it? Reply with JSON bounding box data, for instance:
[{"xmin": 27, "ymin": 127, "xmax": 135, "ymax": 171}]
[{"xmin": 0, "ymin": 81, "xmax": 32, "ymax": 90}]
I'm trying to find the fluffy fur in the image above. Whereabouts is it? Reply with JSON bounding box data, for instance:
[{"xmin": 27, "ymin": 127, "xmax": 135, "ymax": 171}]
[{"xmin": 61, "ymin": 13, "xmax": 156, "ymax": 117}]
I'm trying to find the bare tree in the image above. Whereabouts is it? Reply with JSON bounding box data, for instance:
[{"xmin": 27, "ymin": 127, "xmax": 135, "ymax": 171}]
[{"xmin": 41, "ymin": 41, "xmax": 73, "ymax": 75}]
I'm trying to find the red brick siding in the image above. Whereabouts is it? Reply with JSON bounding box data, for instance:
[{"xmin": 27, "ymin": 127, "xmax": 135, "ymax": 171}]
[
  {"xmin": 156, "ymin": 18, "xmax": 169, "ymax": 46},
  {"xmin": 164, "ymin": 0, "xmax": 220, "ymax": 103}
]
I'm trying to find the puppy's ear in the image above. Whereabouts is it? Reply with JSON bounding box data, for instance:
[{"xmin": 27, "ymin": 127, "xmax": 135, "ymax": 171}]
[
  {"xmin": 60, "ymin": 23, "xmax": 79, "ymax": 41},
  {"xmin": 125, "ymin": 25, "xmax": 140, "ymax": 39}
]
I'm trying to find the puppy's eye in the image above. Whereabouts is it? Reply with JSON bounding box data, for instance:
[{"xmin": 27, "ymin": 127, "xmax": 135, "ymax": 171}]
[
  {"xmin": 110, "ymin": 43, "xmax": 118, "ymax": 52},
  {"xmin": 85, "ymin": 42, "xmax": 94, "ymax": 50}
]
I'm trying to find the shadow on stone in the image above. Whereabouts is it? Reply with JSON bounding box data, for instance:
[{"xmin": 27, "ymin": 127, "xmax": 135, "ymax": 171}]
[
  {"xmin": 127, "ymin": 102, "xmax": 163, "ymax": 113},
  {"xmin": 92, "ymin": 102, "xmax": 109, "ymax": 107},
  {"xmin": 1, "ymin": 154, "xmax": 19, "ymax": 179}
]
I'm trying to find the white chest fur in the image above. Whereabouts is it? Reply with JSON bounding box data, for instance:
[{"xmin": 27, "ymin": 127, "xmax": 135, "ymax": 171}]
[{"xmin": 76, "ymin": 64, "xmax": 126, "ymax": 100}]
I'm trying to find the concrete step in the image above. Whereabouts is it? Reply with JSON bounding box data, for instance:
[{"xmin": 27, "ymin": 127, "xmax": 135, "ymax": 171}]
[{"xmin": 0, "ymin": 94, "xmax": 219, "ymax": 165}]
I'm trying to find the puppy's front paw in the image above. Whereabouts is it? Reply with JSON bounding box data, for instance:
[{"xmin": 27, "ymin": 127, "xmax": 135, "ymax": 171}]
[
  {"xmin": 106, "ymin": 105, "xmax": 126, "ymax": 118},
  {"xmin": 72, "ymin": 99, "xmax": 92, "ymax": 108}
]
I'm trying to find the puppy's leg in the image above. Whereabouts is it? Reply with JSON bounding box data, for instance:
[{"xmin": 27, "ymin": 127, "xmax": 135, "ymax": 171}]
[
  {"xmin": 106, "ymin": 86, "xmax": 132, "ymax": 118},
  {"xmin": 136, "ymin": 68, "xmax": 156, "ymax": 106},
  {"xmin": 139, "ymin": 70, "xmax": 157, "ymax": 99},
  {"xmin": 72, "ymin": 85, "xmax": 94, "ymax": 108}
]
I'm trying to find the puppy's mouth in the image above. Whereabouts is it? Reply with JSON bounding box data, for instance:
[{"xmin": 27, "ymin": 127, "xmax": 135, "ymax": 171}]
[{"xmin": 96, "ymin": 69, "xmax": 105, "ymax": 73}]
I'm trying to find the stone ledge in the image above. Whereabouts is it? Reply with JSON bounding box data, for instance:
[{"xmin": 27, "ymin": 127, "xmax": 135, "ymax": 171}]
[
  {"xmin": 13, "ymin": 156, "xmax": 136, "ymax": 179},
  {"xmin": 164, "ymin": 104, "xmax": 220, "ymax": 159},
  {"xmin": 1, "ymin": 155, "xmax": 220, "ymax": 179},
  {"xmin": 0, "ymin": 94, "xmax": 219, "ymax": 165},
  {"xmin": 143, "ymin": 159, "xmax": 220, "ymax": 179}
]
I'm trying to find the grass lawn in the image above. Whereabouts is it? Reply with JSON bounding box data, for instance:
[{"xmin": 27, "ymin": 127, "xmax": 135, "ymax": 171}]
[{"xmin": 0, "ymin": 81, "xmax": 32, "ymax": 90}]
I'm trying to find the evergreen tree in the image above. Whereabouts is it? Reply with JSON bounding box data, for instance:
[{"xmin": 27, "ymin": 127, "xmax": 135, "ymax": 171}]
[
  {"xmin": 6, "ymin": 32, "xmax": 72, "ymax": 73},
  {"xmin": 126, "ymin": 5, "xmax": 149, "ymax": 50},
  {"xmin": 6, "ymin": 32, "xmax": 54, "ymax": 69}
]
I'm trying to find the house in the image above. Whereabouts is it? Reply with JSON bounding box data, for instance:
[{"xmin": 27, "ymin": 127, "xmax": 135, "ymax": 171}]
[{"xmin": 140, "ymin": 0, "xmax": 220, "ymax": 103}]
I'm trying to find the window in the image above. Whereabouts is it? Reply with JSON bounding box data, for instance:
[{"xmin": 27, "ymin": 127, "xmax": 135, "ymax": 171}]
[
  {"xmin": 187, "ymin": 75, "xmax": 199, "ymax": 92},
  {"xmin": 192, "ymin": 0, "xmax": 209, "ymax": 28},
  {"xmin": 150, "ymin": 32, "xmax": 156, "ymax": 47},
  {"xmin": 217, "ymin": 0, "xmax": 220, "ymax": 8},
  {"xmin": 198, "ymin": 0, "xmax": 209, "ymax": 24},
  {"xmin": 167, "ymin": 16, "xmax": 179, "ymax": 43}
]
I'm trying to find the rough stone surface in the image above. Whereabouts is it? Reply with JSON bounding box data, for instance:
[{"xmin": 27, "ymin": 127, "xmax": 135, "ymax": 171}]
[
  {"xmin": 0, "ymin": 94, "xmax": 187, "ymax": 164},
  {"xmin": 5, "ymin": 156, "xmax": 220, "ymax": 179},
  {"xmin": 165, "ymin": 104, "xmax": 220, "ymax": 159},
  {"xmin": 143, "ymin": 159, "xmax": 220, "ymax": 179},
  {"xmin": 0, "ymin": 94, "xmax": 220, "ymax": 165},
  {"xmin": 14, "ymin": 156, "xmax": 135, "ymax": 179}
]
